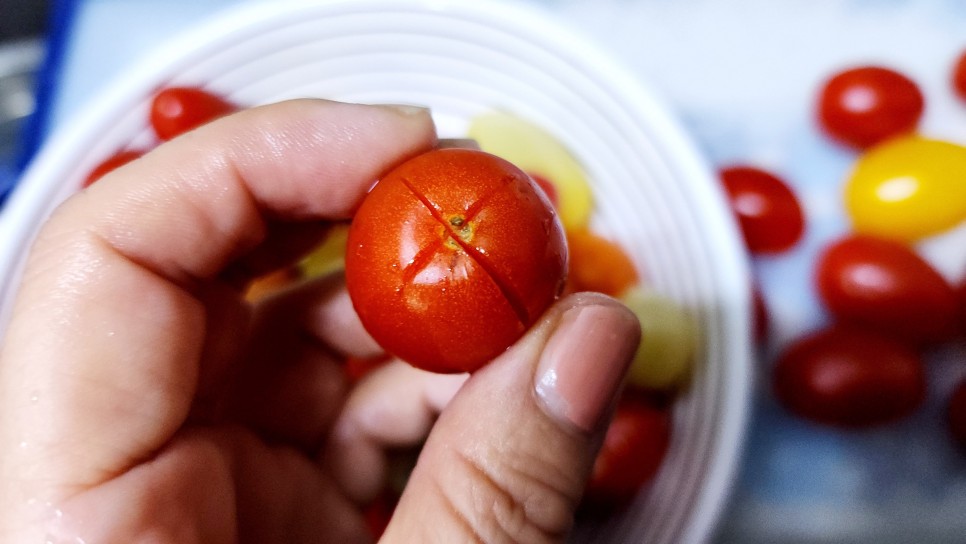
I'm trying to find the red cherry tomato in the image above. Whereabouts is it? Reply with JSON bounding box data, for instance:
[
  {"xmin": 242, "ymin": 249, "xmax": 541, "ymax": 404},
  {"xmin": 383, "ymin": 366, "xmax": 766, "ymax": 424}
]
[
  {"xmin": 949, "ymin": 379, "xmax": 966, "ymax": 453},
  {"xmin": 585, "ymin": 393, "xmax": 671, "ymax": 506},
  {"xmin": 815, "ymin": 234, "xmax": 959, "ymax": 346},
  {"xmin": 817, "ymin": 66, "xmax": 924, "ymax": 149},
  {"xmin": 953, "ymin": 50, "xmax": 966, "ymax": 102},
  {"xmin": 83, "ymin": 149, "xmax": 144, "ymax": 187},
  {"xmin": 719, "ymin": 166, "xmax": 805, "ymax": 254},
  {"xmin": 773, "ymin": 325, "xmax": 926, "ymax": 428},
  {"xmin": 345, "ymin": 148, "xmax": 568, "ymax": 374},
  {"xmin": 150, "ymin": 87, "xmax": 237, "ymax": 141}
]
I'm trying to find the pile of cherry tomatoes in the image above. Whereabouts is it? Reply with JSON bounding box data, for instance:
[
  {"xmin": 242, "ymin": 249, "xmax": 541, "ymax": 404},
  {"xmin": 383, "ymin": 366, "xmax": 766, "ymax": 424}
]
[{"xmin": 719, "ymin": 52, "xmax": 966, "ymax": 449}]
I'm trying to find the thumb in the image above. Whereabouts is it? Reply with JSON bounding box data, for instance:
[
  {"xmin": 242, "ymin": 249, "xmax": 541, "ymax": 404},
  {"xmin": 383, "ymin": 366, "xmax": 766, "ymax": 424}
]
[{"xmin": 382, "ymin": 292, "xmax": 641, "ymax": 543}]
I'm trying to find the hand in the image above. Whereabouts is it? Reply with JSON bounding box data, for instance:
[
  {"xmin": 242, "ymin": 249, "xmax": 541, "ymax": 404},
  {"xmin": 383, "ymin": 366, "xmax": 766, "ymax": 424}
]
[{"xmin": 0, "ymin": 100, "xmax": 640, "ymax": 543}]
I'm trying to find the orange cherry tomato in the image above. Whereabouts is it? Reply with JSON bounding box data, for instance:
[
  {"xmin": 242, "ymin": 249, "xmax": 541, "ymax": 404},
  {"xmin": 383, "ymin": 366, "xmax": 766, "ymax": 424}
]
[
  {"xmin": 345, "ymin": 148, "xmax": 568, "ymax": 374},
  {"xmin": 243, "ymin": 267, "xmax": 298, "ymax": 303},
  {"xmin": 83, "ymin": 149, "xmax": 145, "ymax": 187},
  {"xmin": 566, "ymin": 229, "xmax": 639, "ymax": 297},
  {"xmin": 150, "ymin": 87, "xmax": 237, "ymax": 141}
]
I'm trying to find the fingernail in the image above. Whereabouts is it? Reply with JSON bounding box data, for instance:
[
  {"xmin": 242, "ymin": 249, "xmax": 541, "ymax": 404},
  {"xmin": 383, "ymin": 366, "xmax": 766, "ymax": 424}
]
[
  {"xmin": 534, "ymin": 302, "xmax": 640, "ymax": 433},
  {"xmin": 374, "ymin": 103, "xmax": 430, "ymax": 117},
  {"xmin": 437, "ymin": 138, "xmax": 481, "ymax": 150}
]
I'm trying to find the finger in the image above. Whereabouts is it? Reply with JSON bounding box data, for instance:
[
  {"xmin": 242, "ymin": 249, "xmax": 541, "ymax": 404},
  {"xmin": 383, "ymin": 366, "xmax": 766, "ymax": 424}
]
[
  {"xmin": 383, "ymin": 293, "xmax": 640, "ymax": 544},
  {"xmin": 322, "ymin": 361, "xmax": 468, "ymax": 503},
  {"xmin": 0, "ymin": 100, "xmax": 436, "ymax": 515},
  {"xmin": 219, "ymin": 273, "xmax": 383, "ymax": 450}
]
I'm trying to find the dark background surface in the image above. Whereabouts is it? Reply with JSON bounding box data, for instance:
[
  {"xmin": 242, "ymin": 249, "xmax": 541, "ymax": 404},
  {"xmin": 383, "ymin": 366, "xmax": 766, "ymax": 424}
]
[{"xmin": 0, "ymin": 0, "xmax": 49, "ymax": 40}]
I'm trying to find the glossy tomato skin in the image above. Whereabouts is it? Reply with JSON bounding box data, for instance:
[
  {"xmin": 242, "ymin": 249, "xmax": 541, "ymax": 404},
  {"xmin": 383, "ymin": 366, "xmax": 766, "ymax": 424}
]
[
  {"xmin": 773, "ymin": 325, "xmax": 926, "ymax": 428},
  {"xmin": 345, "ymin": 148, "xmax": 567, "ymax": 374},
  {"xmin": 150, "ymin": 87, "xmax": 236, "ymax": 141},
  {"xmin": 719, "ymin": 166, "xmax": 805, "ymax": 254},
  {"xmin": 815, "ymin": 234, "xmax": 959, "ymax": 346},
  {"xmin": 948, "ymin": 379, "xmax": 966, "ymax": 452},
  {"xmin": 585, "ymin": 392, "xmax": 671, "ymax": 506},
  {"xmin": 818, "ymin": 66, "xmax": 924, "ymax": 149}
]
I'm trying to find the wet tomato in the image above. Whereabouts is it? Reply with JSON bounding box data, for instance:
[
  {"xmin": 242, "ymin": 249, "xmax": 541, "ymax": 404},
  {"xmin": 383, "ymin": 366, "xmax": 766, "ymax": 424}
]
[
  {"xmin": 719, "ymin": 166, "xmax": 805, "ymax": 254},
  {"xmin": 949, "ymin": 379, "xmax": 966, "ymax": 452},
  {"xmin": 150, "ymin": 87, "xmax": 237, "ymax": 141},
  {"xmin": 844, "ymin": 136, "xmax": 966, "ymax": 242},
  {"xmin": 817, "ymin": 66, "xmax": 924, "ymax": 149},
  {"xmin": 773, "ymin": 325, "xmax": 926, "ymax": 428},
  {"xmin": 815, "ymin": 234, "xmax": 959, "ymax": 346},
  {"xmin": 953, "ymin": 50, "xmax": 966, "ymax": 102},
  {"xmin": 585, "ymin": 392, "xmax": 671, "ymax": 506},
  {"xmin": 83, "ymin": 149, "xmax": 144, "ymax": 187},
  {"xmin": 345, "ymin": 148, "xmax": 567, "ymax": 374}
]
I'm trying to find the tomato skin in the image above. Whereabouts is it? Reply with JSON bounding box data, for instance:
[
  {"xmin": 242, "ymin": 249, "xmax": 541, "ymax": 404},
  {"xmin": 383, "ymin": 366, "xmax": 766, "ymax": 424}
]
[
  {"xmin": 528, "ymin": 173, "xmax": 559, "ymax": 207},
  {"xmin": 585, "ymin": 393, "xmax": 671, "ymax": 505},
  {"xmin": 719, "ymin": 166, "xmax": 805, "ymax": 254},
  {"xmin": 953, "ymin": 50, "xmax": 966, "ymax": 102},
  {"xmin": 83, "ymin": 150, "xmax": 144, "ymax": 187},
  {"xmin": 150, "ymin": 87, "xmax": 236, "ymax": 141},
  {"xmin": 844, "ymin": 136, "xmax": 966, "ymax": 242},
  {"xmin": 773, "ymin": 325, "xmax": 926, "ymax": 428},
  {"xmin": 949, "ymin": 379, "xmax": 966, "ymax": 452},
  {"xmin": 345, "ymin": 148, "xmax": 567, "ymax": 374},
  {"xmin": 815, "ymin": 234, "xmax": 959, "ymax": 346},
  {"xmin": 817, "ymin": 66, "xmax": 924, "ymax": 149}
]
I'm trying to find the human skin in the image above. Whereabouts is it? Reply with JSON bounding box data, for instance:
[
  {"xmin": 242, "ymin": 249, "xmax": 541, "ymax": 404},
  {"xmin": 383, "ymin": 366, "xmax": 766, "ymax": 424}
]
[{"xmin": 0, "ymin": 100, "xmax": 640, "ymax": 543}]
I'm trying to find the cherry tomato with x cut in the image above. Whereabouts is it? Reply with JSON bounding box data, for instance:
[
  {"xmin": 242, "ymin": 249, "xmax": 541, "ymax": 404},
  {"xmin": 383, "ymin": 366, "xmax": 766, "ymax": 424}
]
[
  {"xmin": 345, "ymin": 148, "xmax": 568, "ymax": 374},
  {"xmin": 817, "ymin": 66, "xmax": 924, "ymax": 149},
  {"xmin": 816, "ymin": 234, "xmax": 959, "ymax": 346},
  {"xmin": 773, "ymin": 325, "xmax": 926, "ymax": 428},
  {"xmin": 150, "ymin": 87, "xmax": 237, "ymax": 141},
  {"xmin": 719, "ymin": 166, "xmax": 805, "ymax": 254}
]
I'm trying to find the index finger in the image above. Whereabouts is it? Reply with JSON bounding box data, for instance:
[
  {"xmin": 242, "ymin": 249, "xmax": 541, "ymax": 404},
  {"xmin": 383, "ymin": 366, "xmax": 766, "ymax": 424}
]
[{"xmin": 0, "ymin": 100, "xmax": 436, "ymax": 513}]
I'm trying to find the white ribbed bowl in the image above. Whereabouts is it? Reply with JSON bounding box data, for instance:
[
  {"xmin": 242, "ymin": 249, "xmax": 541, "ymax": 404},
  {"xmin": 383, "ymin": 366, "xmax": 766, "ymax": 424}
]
[{"xmin": 0, "ymin": 1, "xmax": 752, "ymax": 542}]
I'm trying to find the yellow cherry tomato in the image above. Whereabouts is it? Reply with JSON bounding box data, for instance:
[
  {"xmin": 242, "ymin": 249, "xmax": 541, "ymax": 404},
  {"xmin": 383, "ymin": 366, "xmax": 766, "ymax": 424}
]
[
  {"xmin": 621, "ymin": 287, "xmax": 697, "ymax": 391},
  {"xmin": 845, "ymin": 136, "xmax": 966, "ymax": 242},
  {"xmin": 467, "ymin": 112, "xmax": 594, "ymax": 231},
  {"xmin": 298, "ymin": 223, "xmax": 349, "ymax": 279}
]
